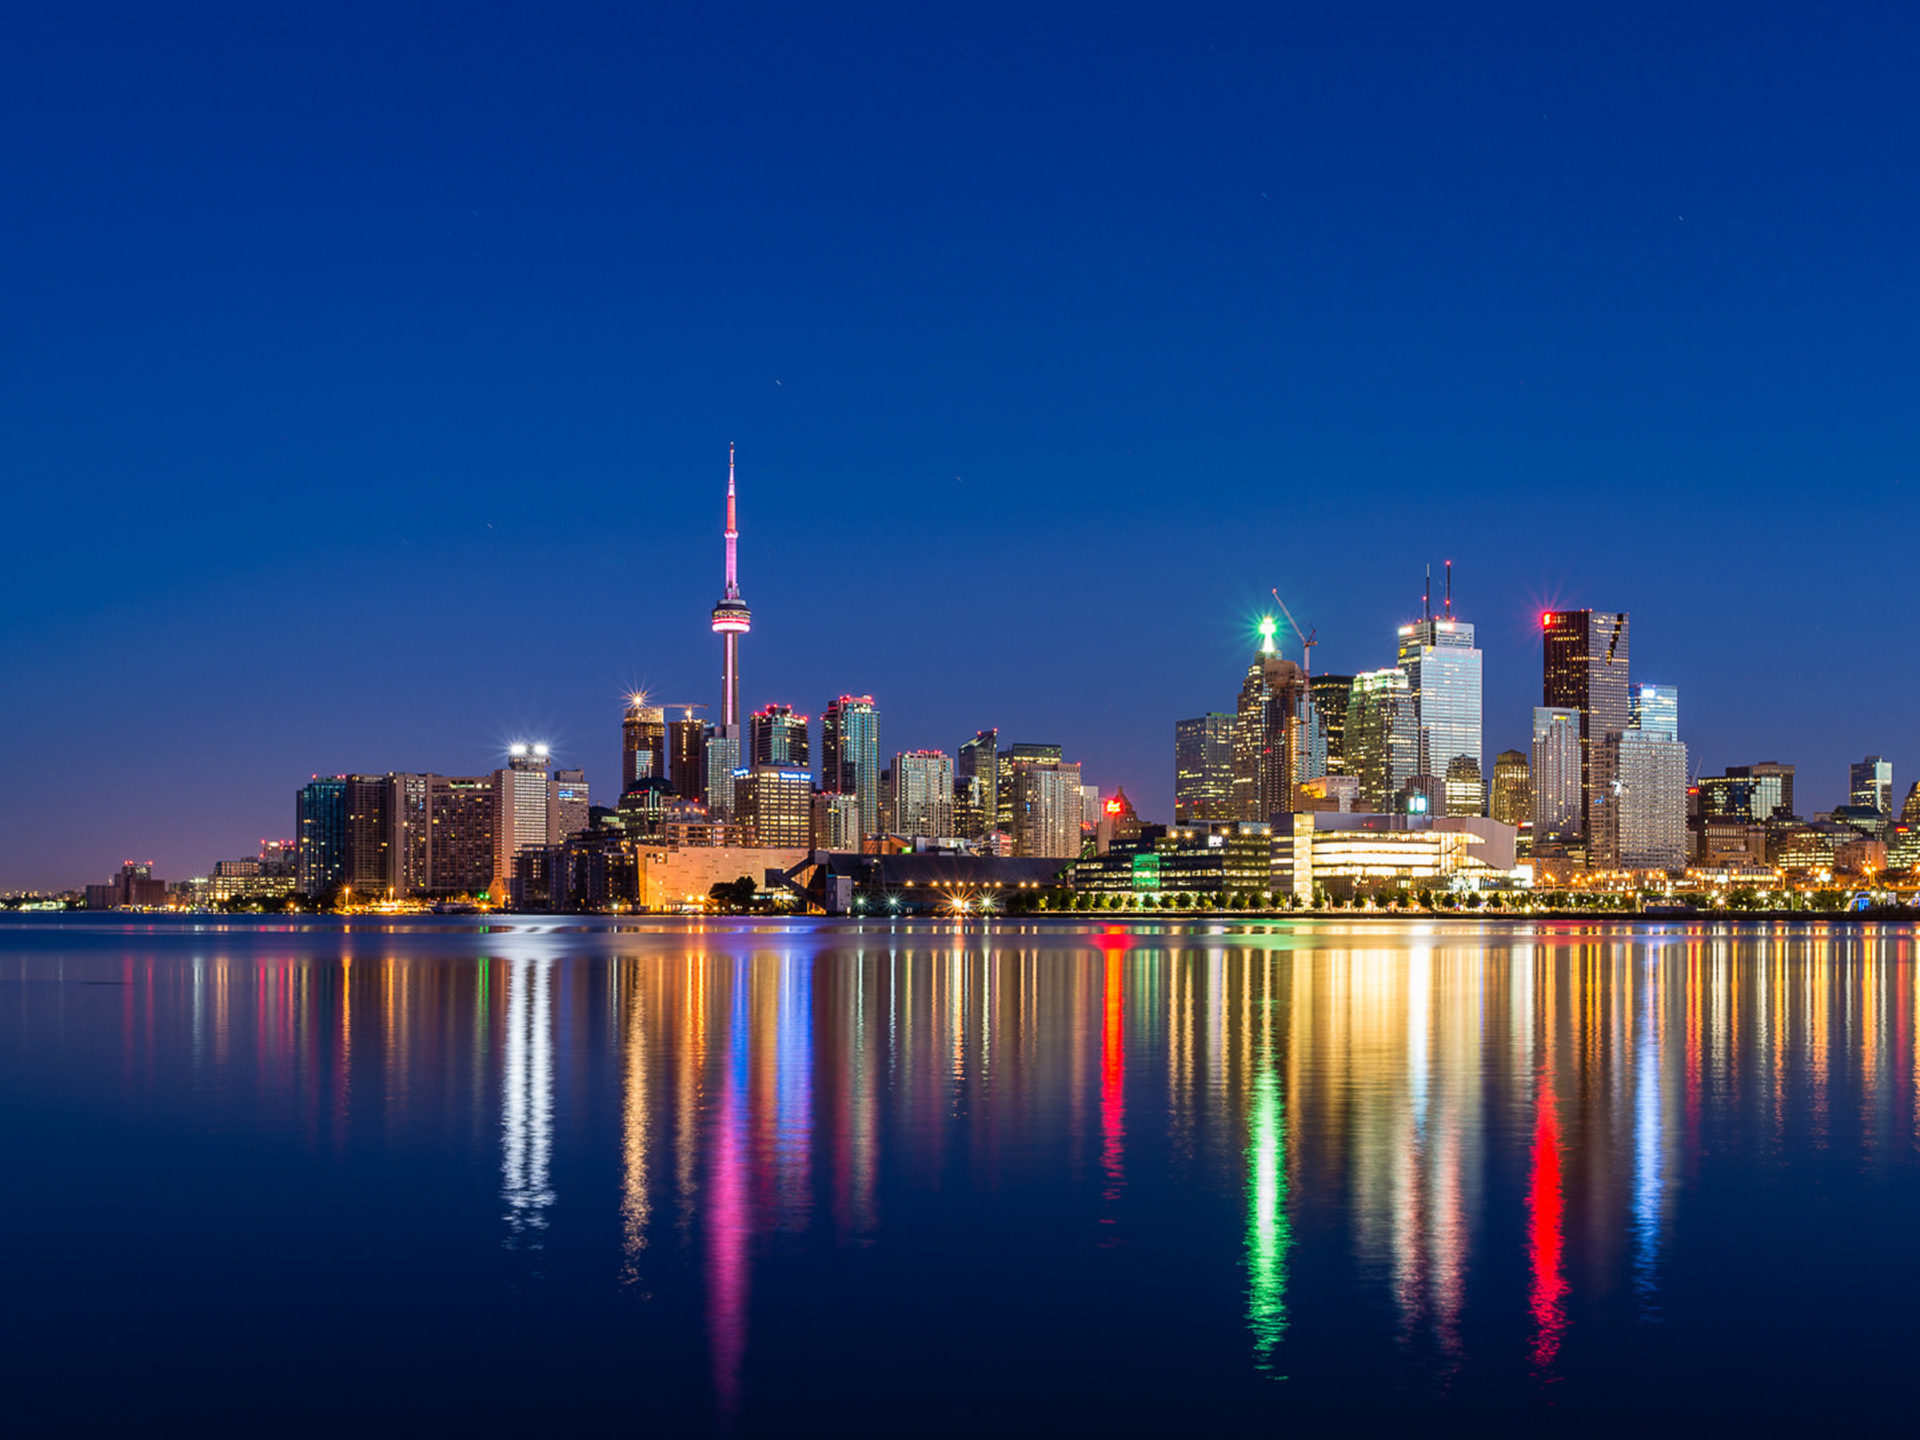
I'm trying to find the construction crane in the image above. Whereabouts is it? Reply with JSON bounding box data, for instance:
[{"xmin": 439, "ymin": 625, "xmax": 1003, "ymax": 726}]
[{"xmin": 1270, "ymin": 588, "xmax": 1317, "ymax": 675}]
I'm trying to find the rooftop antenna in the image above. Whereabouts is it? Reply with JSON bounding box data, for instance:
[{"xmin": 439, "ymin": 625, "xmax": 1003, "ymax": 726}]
[
  {"xmin": 1444, "ymin": 560, "xmax": 1453, "ymax": 619},
  {"xmin": 1423, "ymin": 565, "xmax": 1432, "ymax": 622}
]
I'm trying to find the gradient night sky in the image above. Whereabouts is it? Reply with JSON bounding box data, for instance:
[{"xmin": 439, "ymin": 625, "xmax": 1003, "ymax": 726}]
[{"xmin": 4, "ymin": 3, "xmax": 1916, "ymax": 889}]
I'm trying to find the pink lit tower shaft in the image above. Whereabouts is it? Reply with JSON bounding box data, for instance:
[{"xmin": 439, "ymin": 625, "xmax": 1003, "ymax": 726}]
[{"xmin": 710, "ymin": 445, "xmax": 751, "ymax": 729}]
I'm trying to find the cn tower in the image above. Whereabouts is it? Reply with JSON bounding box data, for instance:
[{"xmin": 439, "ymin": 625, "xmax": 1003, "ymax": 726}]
[{"xmin": 709, "ymin": 444, "xmax": 751, "ymax": 728}]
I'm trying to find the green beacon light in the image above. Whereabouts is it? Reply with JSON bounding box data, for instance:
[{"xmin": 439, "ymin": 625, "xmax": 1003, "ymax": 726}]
[{"xmin": 1257, "ymin": 615, "xmax": 1279, "ymax": 654}]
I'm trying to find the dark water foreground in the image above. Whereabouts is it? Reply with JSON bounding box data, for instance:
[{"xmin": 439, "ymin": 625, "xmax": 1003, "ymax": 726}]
[{"xmin": 2, "ymin": 917, "xmax": 1916, "ymax": 1437}]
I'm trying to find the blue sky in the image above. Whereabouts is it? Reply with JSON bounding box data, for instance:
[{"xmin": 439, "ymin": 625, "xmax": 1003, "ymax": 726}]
[{"xmin": 3, "ymin": 3, "xmax": 1915, "ymax": 887}]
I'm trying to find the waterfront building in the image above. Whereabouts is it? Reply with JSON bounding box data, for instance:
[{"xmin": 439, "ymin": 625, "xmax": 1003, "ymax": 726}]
[
  {"xmin": 388, "ymin": 772, "xmax": 431, "ymax": 896},
  {"xmin": 1345, "ymin": 669, "xmax": 1417, "ymax": 813},
  {"xmin": 631, "ymin": 843, "xmax": 811, "ymax": 911},
  {"xmin": 1071, "ymin": 822, "xmax": 1270, "ymax": 897},
  {"xmin": 1273, "ymin": 811, "xmax": 1516, "ymax": 899},
  {"xmin": 1004, "ymin": 756, "xmax": 1085, "ymax": 859},
  {"xmin": 1397, "ymin": 589, "xmax": 1482, "ymax": 803},
  {"xmin": 733, "ymin": 765, "xmax": 813, "ymax": 847},
  {"xmin": 493, "ymin": 744, "xmax": 555, "ymax": 894},
  {"xmin": 668, "ymin": 713, "xmax": 708, "ymax": 801},
  {"xmin": 822, "ymin": 695, "xmax": 882, "ymax": 836},
  {"xmin": 1308, "ymin": 675, "xmax": 1354, "ymax": 775},
  {"xmin": 891, "ymin": 750, "xmax": 954, "ymax": 837},
  {"xmin": 427, "ymin": 775, "xmax": 496, "ymax": 894},
  {"xmin": 1542, "ymin": 609, "xmax": 1630, "ymax": 841},
  {"xmin": 85, "ymin": 860, "xmax": 169, "ymax": 910},
  {"xmin": 1850, "ymin": 755, "xmax": 1893, "ymax": 814},
  {"xmin": 1489, "ymin": 749, "xmax": 1532, "ymax": 830},
  {"xmin": 1531, "ymin": 707, "xmax": 1582, "ymax": 845},
  {"xmin": 1174, "ymin": 713, "xmax": 1236, "ymax": 824},
  {"xmin": 550, "ymin": 768, "xmax": 590, "ymax": 842},
  {"xmin": 343, "ymin": 774, "xmax": 393, "ymax": 899},
  {"xmin": 622, "ymin": 698, "xmax": 667, "ymax": 789},
  {"xmin": 750, "ymin": 704, "xmax": 810, "ymax": 770}
]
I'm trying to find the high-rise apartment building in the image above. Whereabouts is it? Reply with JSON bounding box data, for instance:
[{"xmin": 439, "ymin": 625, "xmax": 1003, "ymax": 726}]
[
  {"xmin": 1850, "ymin": 756, "xmax": 1893, "ymax": 814},
  {"xmin": 343, "ymin": 774, "xmax": 393, "ymax": 898},
  {"xmin": 1233, "ymin": 622, "xmax": 1321, "ymax": 823},
  {"xmin": 668, "ymin": 714, "xmax": 707, "ymax": 801},
  {"xmin": 891, "ymin": 750, "xmax": 955, "ymax": 837},
  {"xmin": 955, "ymin": 729, "xmax": 999, "ymax": 840},
  {"xmin": 427, "ymin": 775, "xmax": 495, "ymax": 895},
  {"xmin": 622, "ymin": 699, "xmax": 667, "ymax": 789},
  {"xmin": 1489, "ymin": 749, "xmax": 1533, "ymax": 831},
  {"xmin": 1531, "ymin": 707, "xmax": 1583, "ymax": 845},
  {"xmin": 550, "ymin": 769, "xmax": 590, "ymax": 842},
  {"xmin": 996, "ymin": 743, "xmax": 1061, "ymax": 832},
  {"xmin": 750, "ymin": 704, "xmax": 810, "ymax": 770},
  {"xmin": 295, "ymin": 777, "xmax": 347, "ymax": 897},
  {"xmin": 704, "ymin": 729, "xmax": 742, "ymax": 819},
  {"xmin": 1174, "ymin": 713, "xmax": 1235, "ymax": 824},
  {"xmin": 822, "ymin": 695, "xmax": 881, "ymax": 836},
  {"xmin": 1600, "ymin": 728, "xmax": 1689, "ymax": 871},
  {"xmin": 1004, "ymin": 757, "xmax": 1085, "ymax": 859},
  {"xmin": 811, "ymin": 791, "xmax": 862, "ymax": 851},
  {"xmin": 388, "ymin": 772, "xmax": 432, "ymax": 897},
  {"xmin": 1541, "ymin": 609, "xmax": 1629, "ymax": 841},
  {"xmin": 1345, "ymin": 669, "xmax": 1416, "ymax": 812},
  {"xmin": 1308, "ymin": 674, "xmax": 1354, "ymax": 775},
  {"xmin": 494, "ymin": 744, "xmax": 554, "ymax": 894},
  {"xmin": 1398, "ymin": 606, "xmax": 1482, "ymax": 806},
  {"xmin": 733, "ymin": 765, "xmax": 813, "ymax": 847}
]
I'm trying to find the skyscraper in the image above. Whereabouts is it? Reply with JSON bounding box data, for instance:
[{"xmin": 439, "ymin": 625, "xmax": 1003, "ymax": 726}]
[
  {"xmin": 1004, "ymin": 756, "xmax": 1085, "ymax": 859},
  {"xmin": 622, "ymin": 697, "xmax": 667, "ymax": 789},
  {"xmin": 1233, "ymin": 618, "xmax": 1320, "ymax": 823},
  {"xmin": 493, "ymin": 744, "xmax": 554, "ymax": 896},
  {"xmin": 1725, "ymin": 761, "xmax": 1795, "ymax": 819},
  {"xmin": 821, "ymin": 695, "xmax": 881, "ymax": 837},
  {"xmin": 1489, "ymin": 749, "xmax": 1533, "ymax": 831},
  {"xmin": 1542, "ymin": 609, "xmax": 1630, "ymax": 841},
  {"xmin": 1345, "ymin": 669, "xmax": 1416, "ymax": 812},
  {"xmin": 1174, "ymin": 713, "xmax": 1236, "ymax": 824},
  {"xmin": 1397, "ymin": 571, "xmax": 1482, "ymax": 806},
  {"xmin": 1308, "ymin": 674, "xmax": 1354, "ymax": 774},
  {"xmin": 750, "ymin": 704, "xmax": 810, "ymax": 770},
  {"xmin": 1532, "ymin": 707, "xmax": 1582, "ymax": 845},
  {"xmin": 667, "ymin": 711, "xmax": 707, "ymax": 801},
  {"xmin": 1596, "ymin": 690, "xmax": 1688, "ymax": 872},
  {"xmin": 733, "ymin": 765, "xmax": 813, "ymax": 847},
  {"xmin": 996, "ymin": 742, "xmax": 1061, "ymax": 832},
  {"xmin": 1630, "ymin": 682, "xmax": 1679, "ymax": 741},
  {"xmin": 295, "ymin": 776, "xmax": 347, "ymax": 898},
  {"xmin": 427, "ymin": 775, "xmax": 495, "ymax": 895},
  {"xmin": 955, "ymin": 729, "xmax": 998, "ymax": 840},
  {"xmin": 550, "ymin": 768, "xmax": 590, "ymax": 841},
  {"xmin": 704, "ymin": 728, "xmax": 741, "ymax": 818},
  {"xmin": 343, "ymin": 774, "xmax": 393, "ymax": 898},
  {"xmin": 891, "ymin": 750, "xmax": 955, "ymax": 837},
  {"xmin": 1850, "ymin": 756, "xmax": 1893, "ymax": 814}
]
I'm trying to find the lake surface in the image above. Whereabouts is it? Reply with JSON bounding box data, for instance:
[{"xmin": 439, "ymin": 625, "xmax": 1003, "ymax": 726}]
[{"xmin": 3, "ymin": 917, "xmax": 1916, "ymax": 1437}]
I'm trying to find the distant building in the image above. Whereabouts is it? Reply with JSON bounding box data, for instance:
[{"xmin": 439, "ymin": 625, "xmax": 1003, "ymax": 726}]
[
  {"xmin": 1444, "ymin": 757, "xmax": 1483, "ymax": 817},
  {"xmin": 1398, "ymin": 596, "xmax": 1482, "ymax": 802},
  {"xmin": 955, "ymin": 730, "xmax": 998, "ymax": 840},
  {"xmin": 1346, "ymin": 669, "xmax": 1417, "ymax": 813},
  {"xmin": 733, "ymin": 766, "xmax": 813, "ymax": 847},
  {"xmin": 1850, "ymin": 756, "xmax": 1893, "ymax": 815},
  {"xmin": 1542, "ymin": 609, "xmax": 1630, "ymax": 842},
  {"xmin": 1727, "ymin": 761, "xmax": 1796, "ymax": 819},
  {"xmin": 86, "ymin": 860, "xmax": 168, "ymax": 910},
  {"xmin": 622, "ymin": 699, "xmax": 667, "ymax": 789},
  {"xmin": 812, "ymin": 791, "xmax": 862, "ymax": 851},
  {"xmin": 494, "ymin": 744, "xmax": 555, "ymax": 895},
  {"xmin": 1531, "ymin": 707, "xmax": 1582, "ymax": 845},
  {"xmin": 1234, "ymin": 622, "xmax": 1321, "ymax": 822},
  {"xmin": 1593, "ymin": 686, "xmax": 1687, "ymax": 871},
  {"xmin": 295, "ymin": 776, "xmax": 348, "ymax": 897},
  {"xmin": 1174, "ymin": 713, "xmax": 1236, "ymax": 825},
  {"xmin": 996, "ymin": 743, "xmax": 1062, "ymax": 832},
  {"xmin": 890, "ymin": 750, "xmax": 954, "ymax": 837},
  {"xmin": 668, "ymin": 714, "xmax": 707, "ymax": 801},
  {"xmin": 1004, "ymin": 756, "xmax": 1085, "ymax": 859},
  {"xmin": 750, "ymin": 704, "xmax": 810, "ymax": 770},
  {"xmin": 550, "ymin": 768, "xmax": 590, "ymax": 842},
  {"xmin": 428, "ymin": 776, "xmax": 495, "ymax": 894},
  {"xmin": 1489, "ymin": 749, "xmax": 1532, "ymax": 831},
  {"xmin": 1308, "ymin": 675, "xmax": 1355, "ymax": 776},
  {"xmin": 1630, "ymin": 683, "xmax": 1679, "ymax": 741},
  {"xmin": 704, "ymin": 728, "xmax": 742, "ymax": 819},
  {"xmin": 341, "ymin": 775, "xmax": 393, "ymax": 899},
  {"xmin": 1698, "ymin": 770, "xmax": 1790, "ymax": 824},
  {"xmin": 822, "ymin": 695, "xmax": 881, "ymax": 837}
]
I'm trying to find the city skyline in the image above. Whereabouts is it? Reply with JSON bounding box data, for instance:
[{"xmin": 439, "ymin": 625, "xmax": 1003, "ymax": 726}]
[{"xmin": 5, "ymin": 6, "xmax": 1917, "ymax": 890}]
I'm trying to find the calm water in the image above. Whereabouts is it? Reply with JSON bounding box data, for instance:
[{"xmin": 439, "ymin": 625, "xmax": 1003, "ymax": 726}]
[{"xmin": 3, "ymin": 917, "xmax": 1917, "ymax": 1436}]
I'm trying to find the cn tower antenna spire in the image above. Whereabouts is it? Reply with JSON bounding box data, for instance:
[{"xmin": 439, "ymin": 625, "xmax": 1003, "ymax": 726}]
[
  {"xmin": 710, "ymin": 444, "xmax": 752, "ymax": 731},
  {"xmin": 724, "ymin": 441, "xmax": 739, "ymax": 600}
]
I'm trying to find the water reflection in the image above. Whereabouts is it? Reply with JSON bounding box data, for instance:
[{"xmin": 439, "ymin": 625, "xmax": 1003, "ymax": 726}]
[{"xmin": 13, "ymin": 920, "xmax": 1920, "ymax": 1431}]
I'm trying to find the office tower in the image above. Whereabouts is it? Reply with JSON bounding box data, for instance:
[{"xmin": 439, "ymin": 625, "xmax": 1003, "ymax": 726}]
[
  {"xmin": 1489, "ymin": 749, "xmax": 1533, "ymax": 829},
  {"xmin": 811, "ymin": 791, "xmax": 862, "ymax": 851},
  {"xmin": 343, "ymin": 774, "xmax": 393, "ymax": 898},
  {"xmin": 295, "ymin": 777, "xmax": 347, "ymax": 897},
  {"xmin": 1850, "ymin": 756, "xmax": 1893, "ymax": 814},
  {"xmin": 1904, "ymin": 782, "xmax": 1920, "ymax": 826},
  {"xmin": 955, "ymin": 729, "xmax": 999, "ymax": 840},
  {"xmin": 891, "ymin": 750, "xmax": 955, "ymax": 837},
  {"xmin": 1397, "ymin": 571, "xmax": 1482, "ymax": 801},
  {"xmin": 1233, "ymin": 619, "xmax": 1320, "ymax": 822},
  {"xmin": 750, "ymin": 704, "xmax": 810, "ymax": 769},
  {"xmin": 822, "ymin": 695, "xmax": 882, "ymax": 836},
  {"xmin": 622, "ymin": 697, "xmax": 667, "ymax": 789},
  {"xmin": 494, "ymin": 744, "xmax": 554, "ymax": 893},
  {"xmin": 1630, "ymin": 683, "xmax": 1679, "ymax": 741},
  {"xmin": 428, "ymin": 775, "xmax": 496, "ymax": 895},
  {"xmin": 1004, "ymin": 757, "xmax": 1085, "ymax": 858},
  {"xmin": 1345, "ymin": 669, "xmax": 1416, "ymax": 812},
  {"xmin": 1532, "ymin": 707, "xmax": 1583, "ymax": 844},
  {"xmin": 1308, "ymin": 674, "xmax": 1354, "ymax": 774},
  {"xmin": 704, "ymin": 728, "xmax": 742, "ymax": 818},
  {"xmin": 1541, "ymin": 609, "xmax": 1629, "ymax": 841},
  {"xmin": 1443, "ymin": 757, "xmax": 1483, "ymax": 817},
  {"xmin": 1726, "ymin": 761, "xmax": 1795, "ymax": 819},
  {"xmin": 733, "ymin": 765, "xmax": 813, "ymax": 847},
  {"xmin": 996, "ymin": 742, "xmax": 1062, "ymax": 832},
  {"xmin": 1599, "ymin": 725, "xmax": 1689, "ymax": 871},
  {"xmin": 668, "ymin": 713, "xmax": 707, "ymax": 801},
  {"xmin": 1697, "ymin": 771, "xmax": 1786, "ymax": 824},
  {"xmin": 1174, "ymin": 713, "xmax": 1235, "ymax": 824},
  {"xmin": 550, "ymin": 768, "xmax": 590, "ymax": 841}
]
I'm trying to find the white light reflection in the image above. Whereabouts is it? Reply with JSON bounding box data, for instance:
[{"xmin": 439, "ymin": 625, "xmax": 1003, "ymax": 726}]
[{"xmin": 502, "ymin": 955, "xmax": 555, "ymax": 1243}]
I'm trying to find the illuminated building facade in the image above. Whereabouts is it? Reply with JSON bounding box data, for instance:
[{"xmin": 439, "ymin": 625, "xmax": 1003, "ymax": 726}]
[
  {"xmin": 622, "ymin": 699, "xmax": 667, "ymax": 788},
  {"xmin": 750, "ymin": 705, "xmax": 810, "ymax": 770},
  {"xmin": 1346, "ymin": 669, "xmax": 1416, "ymax": 813},
  {"xmin": 1531, "ymin": 707, "xmax": 1582, "ymax": 845},
  {"xmin": 494, "ymin": 744, "xmax": 555, "ymax": 894},
  {"xmin": 1630, "ymin": 682, "xmax": 1679, "ymax": 741},
  {"xmin": 1308, "ymin": 674, "xmax": 1354, "ymax": 774},
  {"xmin": 1397, "ymin": 612, "xmax": 1482, "ymax": 806},
  {"xmin": 733, "ymin": 766, "xmax": 813, "ymax": 847},
  {"xmin": 1490, "ymin": 749, "xmax": 1532, "ymax": 831},
  {"xmin": 295, "ymin": 777, "xmax": 348, "ymax": 897},
  {"xmin": 1541, "ymin": 609, "xmax": 1629, "ymax": 841},
  {"xmin": 1443, "ymin": 757, "xmax": 1483, "ymax": 817},
  {"xmin": 1233, "ymin": 621, "xmax": 1321, "ymax": 823},
  {"xmin": 996, "ymin": 742, "xmax": 1061, "ymax": 832},
  {"xmin": 550, "ymin": 769, "xmax": 590, "ymax": 842},
  {"xmin": 1005, "ymin": 757, "xmax": 1085, "ymax": 859},
  {"xmin": 1727, "ymin": 761, "xmax": 1795, "ymax": 818},
  {"xmin": 955, "ymin": 730, "xmax": 998, "ymax": 840},
  {"xmin": 427, "ymin": 775, "xmax": 496, "ymax": 894},
  {"xmin": 890, "ymin": 750, "xmax": 954, "ymax": 837},
  {"xmin": 1597, "ymin": 728, "xmax": 1688, "ymax": 871},
  {"xmin": 1697, "ymin": 772, "xmax": 1788, "ymax": 824},
  {"xmin": 343, "ymin": 774, "xmax": 393, "ymax": 898},
  {"xmin": 1850, "ymin": 755, "xmax": 1893, "ymax": 814},
  {"xmin": 1174, "ymin": 713, "xmax": 1236, "ymax": 824},
  {"xmin": 705, "ymin": 729, "xmax": 742, "ymax": 819},
  {"xmin": 811, "ymin": 790, "xmax": 861, "ymax": 851},
  {"xmin": 822, "ymin": 695, "xmax": 881, "ymax": 837},
  {"xmin": 668, "ymin": 715, "xmax": 706, "ymax": 801},
  {"xmin": 1273, "ymin": 812, "xmax": 1483, "ymax": 899}
]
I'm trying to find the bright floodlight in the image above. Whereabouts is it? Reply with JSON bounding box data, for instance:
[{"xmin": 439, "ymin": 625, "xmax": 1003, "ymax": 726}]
[
  {"xmin": 533, "ymin": 743, "xmax": 550, "ymax": 757},
  {"xmin": 509, "ymin": 743, "xmax": 528, "ymax": 756}
]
